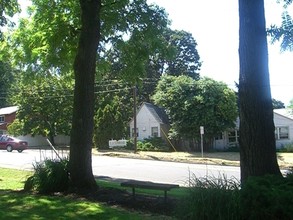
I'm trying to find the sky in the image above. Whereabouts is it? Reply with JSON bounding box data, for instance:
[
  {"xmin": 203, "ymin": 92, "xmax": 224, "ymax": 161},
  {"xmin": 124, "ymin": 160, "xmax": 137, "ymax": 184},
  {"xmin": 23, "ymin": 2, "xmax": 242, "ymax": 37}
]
[{"xmin": 149, "ymin": 0, "xmax": 293, "ymax": 106}]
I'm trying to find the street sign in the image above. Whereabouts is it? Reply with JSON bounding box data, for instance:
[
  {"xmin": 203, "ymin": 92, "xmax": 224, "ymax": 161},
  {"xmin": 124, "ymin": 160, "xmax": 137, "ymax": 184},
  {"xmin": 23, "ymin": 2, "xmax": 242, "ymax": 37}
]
[
  {"xmin": 200, "ymin": 126, "xmax": 204, "ymax": 158},
  {"xmin": 200, "ymin": 126, "xmax": 204, "ymax": 135}
]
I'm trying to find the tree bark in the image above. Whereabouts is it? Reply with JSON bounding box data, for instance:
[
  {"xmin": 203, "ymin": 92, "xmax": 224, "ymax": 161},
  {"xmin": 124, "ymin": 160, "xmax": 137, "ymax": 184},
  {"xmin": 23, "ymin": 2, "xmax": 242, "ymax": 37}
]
[
  {"xmin": 69, "ymin": 0, "xmax": 101, "ymax": 192},
  {"xmin": 238, "ymin": 0, "xmax": 282, "ymax": 183}
]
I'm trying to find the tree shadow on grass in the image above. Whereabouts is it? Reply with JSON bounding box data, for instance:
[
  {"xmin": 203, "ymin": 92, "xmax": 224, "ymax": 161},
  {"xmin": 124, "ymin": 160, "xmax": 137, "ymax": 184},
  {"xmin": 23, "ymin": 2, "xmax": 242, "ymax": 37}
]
[{"xmin": 0, "ymin": 187, "xmax": 178, "ymax": 219}]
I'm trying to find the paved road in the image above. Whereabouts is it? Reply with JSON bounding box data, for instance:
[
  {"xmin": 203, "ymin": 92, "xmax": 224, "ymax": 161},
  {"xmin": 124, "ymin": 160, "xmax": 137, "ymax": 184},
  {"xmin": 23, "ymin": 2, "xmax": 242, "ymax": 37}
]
[
  {"xmin": 0, "ymin": 149, "xmax": 240, "ymax": 186},
  {"xmin": 92, "ymin": 156, "xmax": 240, "ymax": 186}
]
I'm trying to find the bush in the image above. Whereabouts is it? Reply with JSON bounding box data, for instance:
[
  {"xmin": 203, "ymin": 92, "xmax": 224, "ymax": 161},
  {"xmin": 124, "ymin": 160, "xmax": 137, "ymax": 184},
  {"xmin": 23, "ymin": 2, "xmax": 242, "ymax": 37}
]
[
  {"xmin": 177, "ymin": 173, "xmax": 293, "ymax": 220},
  {"xmin": 124, "ymin": 140, "xmax": 156, "ymax": 151},
  {"xmin": 177, "ymin": 174, "xmax": 240, "ymax": 220},
  {"xmin": 124, "ymin": 139, "xmax": 134, "ymax": 150},
  {"xmin": 240, "ymin": 175, "xmax": 293, "ymax": 220},
  {"xmin": 138, "ymin": 137, "xmax": 169, "ymax": 152},
  {"xmin": 124, "ymin": 137, "xmax": 169, "ymax": 152},
  {"xmin": 24, "ymin": 158, "xmax": 69, "ymax": 194},
  {"xmin": 279, "ymin": 142, "xmax": 293, "ymax": 152},
  {"xmin": 225, "ymin": 146, "xmax": 240, "ymax": 152}
]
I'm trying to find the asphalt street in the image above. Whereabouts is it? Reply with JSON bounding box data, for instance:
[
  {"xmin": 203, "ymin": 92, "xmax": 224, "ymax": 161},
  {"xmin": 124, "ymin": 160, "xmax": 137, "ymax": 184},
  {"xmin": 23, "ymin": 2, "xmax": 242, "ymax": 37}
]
[{"xmin": 0, "ymin": 149, "xmax": 240, "ymax": 186}]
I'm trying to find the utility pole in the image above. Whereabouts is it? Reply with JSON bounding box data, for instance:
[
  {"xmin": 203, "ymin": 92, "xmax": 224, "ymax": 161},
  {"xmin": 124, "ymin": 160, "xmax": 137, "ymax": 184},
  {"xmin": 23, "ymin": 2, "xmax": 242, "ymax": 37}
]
[{"xmin": 133, "ymin": 86, "xmax": 137, "ymax": 153}]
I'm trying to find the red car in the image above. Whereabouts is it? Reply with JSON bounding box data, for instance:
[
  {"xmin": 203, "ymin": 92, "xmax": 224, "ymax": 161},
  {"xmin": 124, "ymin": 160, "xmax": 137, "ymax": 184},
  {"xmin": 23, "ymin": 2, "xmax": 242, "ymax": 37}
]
[{"xmin": 0, "ymin": 135, "xmax": 28, "ymax": 153}]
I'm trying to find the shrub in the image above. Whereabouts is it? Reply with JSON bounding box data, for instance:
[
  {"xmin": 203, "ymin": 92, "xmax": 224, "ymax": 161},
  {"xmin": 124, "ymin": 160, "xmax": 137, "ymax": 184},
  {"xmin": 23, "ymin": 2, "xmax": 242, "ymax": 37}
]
[
  {"xmin": 279, "ymin": 142, "xmax": 293, "ymax": 152},
  {"xmin": 240, "ymin": 175, "xmax": 293, "ymax": 220},
  {"xmin": 124, "ymin": 139, "xmax": 134, "ymax": 150},
  {"xmin": 177, "ymin": 173, "xmax": 293, "ymax": 220},
  {"xmin": 124, "ymin": 137, "xmax": 169, "ymax": 152},
  {"xmin": 138, "ymin": 137, "xmax": 169, "ymax": 152},
  {"xmin": 177, "ymin": 174, "xmax": 240, "ymax": 220},
  {"xmin": 137, "ymin": 141, "xmax": 157, "ymax": 151},
  {"xmin": 225, "ymin": 146, "xmax": 240, "ymax": 152},
  {"xmin": 24, "ymin": 158, "xmax": 69, "ymax": 194}
]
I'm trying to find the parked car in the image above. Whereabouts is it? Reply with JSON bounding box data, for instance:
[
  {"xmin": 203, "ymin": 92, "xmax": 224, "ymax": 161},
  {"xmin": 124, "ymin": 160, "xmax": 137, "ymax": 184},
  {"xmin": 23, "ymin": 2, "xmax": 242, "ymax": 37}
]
[{"xmin": 0, "ymin": 135, "xmax": 28, "ymax": 153}]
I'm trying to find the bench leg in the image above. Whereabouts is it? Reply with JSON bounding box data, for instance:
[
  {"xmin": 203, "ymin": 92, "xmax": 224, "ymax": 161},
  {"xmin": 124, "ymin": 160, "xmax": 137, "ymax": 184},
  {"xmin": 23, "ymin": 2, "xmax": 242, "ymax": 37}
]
[
  {"xmin": 132, "ymin": 187, "xmax": 136, "ymax": 200},
  {"xmin": 164, "ymin": 190, "xmax": 167, "ymax": 202}
]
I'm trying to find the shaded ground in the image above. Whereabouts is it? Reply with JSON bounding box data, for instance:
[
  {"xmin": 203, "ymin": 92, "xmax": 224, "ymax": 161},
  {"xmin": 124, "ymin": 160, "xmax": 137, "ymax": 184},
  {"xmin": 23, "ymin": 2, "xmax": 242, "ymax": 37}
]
[
  {"xmin": 94, "ymin": 187, "xmax": 178, "ymax": 216},
  {"xmin": 60, "ymin": 186, "xmax": 179, "ymax": 218},
  {"xmin": 81, "ymin": 187, "xmax": 179, "ymax": 219}
]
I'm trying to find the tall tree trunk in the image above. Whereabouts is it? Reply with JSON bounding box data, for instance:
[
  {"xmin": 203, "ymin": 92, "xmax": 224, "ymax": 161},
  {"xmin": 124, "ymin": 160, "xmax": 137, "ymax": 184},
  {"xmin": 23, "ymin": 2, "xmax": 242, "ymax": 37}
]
[
  {"xmin": 238, "ymin": 0, "xmax": 282, "ymax": 183},
  {"xmin": 69, "ymin": 0, "xmax": 101, "ymax": 192}
]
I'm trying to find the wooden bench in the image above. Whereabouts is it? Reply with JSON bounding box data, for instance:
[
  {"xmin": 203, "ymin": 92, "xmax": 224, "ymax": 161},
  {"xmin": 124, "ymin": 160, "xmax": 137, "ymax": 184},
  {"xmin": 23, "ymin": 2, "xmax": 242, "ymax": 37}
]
[{"xmin": 121, "ymin": 180, "xmax": 179, "ymax": 202}]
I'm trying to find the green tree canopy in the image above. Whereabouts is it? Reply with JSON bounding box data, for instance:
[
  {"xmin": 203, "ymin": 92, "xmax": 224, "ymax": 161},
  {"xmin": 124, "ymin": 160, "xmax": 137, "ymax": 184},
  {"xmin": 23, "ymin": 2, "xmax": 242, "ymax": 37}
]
[
  {"xmin": 139, "ymin": 29, "xmax": 201, "ymax": 102},
  {"xmin": 103, "ymin": 28, "xmax": 202, "ymax": 104},
  {"xmin": 164, "ymin": 30, "xmax": 201, "ymax": 79},
  {"xmin": 272, "ymin": 98, "xmax": 285, "ymax": 109},
  {"xmin": 268, "ymin": 0, "xmax": 293, "ymax": 51},
  {"xmin": 152, "ymin": 75, "xmax": 238, "ymax": 142},
  {"xmin": 0, "ymin": 1, "xmax": 19, "ymax": 107},
  {"xmin": 288, "ymin": 98, "xmax": 293, "ymax": 108},
  {"xmin": 6, "ymin": 0, "xmax": 80, "ymax": 73},
  {"xmin": 6, "ymin": 0, "xmax": 170, "ymax": 78},
  {"xmin": 93, "ymin": 80, "xmax": 133, "ymax": 149},
  {"xmin": 0, "ymin": 60, "xmax": 14, "ymax": 107},
  {"xmin": 0, "ymin": 0, "xmax": 19, "ymax": 39},
  {"xmin": 94, "ymin": 95, "xmax": 128, "ymax": 149},
  {"xmin": 5, "ymin": 0, "xmax": 198, "ymax": 192},
  {"xmin": 8, "ymin": 73, "xmax": 73, "ymax": 145}
]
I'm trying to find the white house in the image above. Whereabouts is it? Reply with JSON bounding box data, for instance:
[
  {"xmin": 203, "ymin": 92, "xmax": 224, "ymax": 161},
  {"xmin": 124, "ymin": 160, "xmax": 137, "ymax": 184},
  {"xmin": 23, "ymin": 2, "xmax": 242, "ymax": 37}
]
[
  {"xmin": 214, "ymin": 109, "xmax": 293, "ymax": 150},
  {"xmin": 273, "ymin": 108, "xmax": 293, "ymax": 148},
  {"xmin": 129, "ymin": 102, "xmax": 169, "ymax": 141},
  {"xmin": 131, "ymin": 103, "xmax": 293, "ymax": 151}
]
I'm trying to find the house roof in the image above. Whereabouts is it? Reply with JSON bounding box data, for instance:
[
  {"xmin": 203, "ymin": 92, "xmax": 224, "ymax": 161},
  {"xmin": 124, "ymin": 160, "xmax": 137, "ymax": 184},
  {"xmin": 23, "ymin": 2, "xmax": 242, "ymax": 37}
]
[
  {"xmin": 143, "ymin": 102, "xmax": 169, "ymax": 124},
  {"xmin": 274, "ymin": 108, "xmax": 293, "ymax": 120},
  {"xmin": 0, "ymin": 106, "xmax": 18, "ymax": 115}
]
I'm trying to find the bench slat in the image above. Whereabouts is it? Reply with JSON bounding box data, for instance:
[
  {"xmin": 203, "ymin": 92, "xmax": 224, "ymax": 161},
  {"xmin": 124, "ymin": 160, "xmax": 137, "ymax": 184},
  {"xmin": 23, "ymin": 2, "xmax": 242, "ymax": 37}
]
[
  {"xmin": 121, "ymin": 180, "xmax": 179, "ymax": 202},
  {"xmin": 121, "ymin": 180, "xmax": 179, "ymax": 191}
]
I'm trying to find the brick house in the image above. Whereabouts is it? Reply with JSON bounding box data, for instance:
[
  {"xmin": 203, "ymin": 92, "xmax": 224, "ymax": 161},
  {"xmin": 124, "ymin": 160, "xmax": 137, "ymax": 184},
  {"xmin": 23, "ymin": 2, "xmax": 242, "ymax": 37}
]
[
  {"xmin": 0, "ymin": 106, "xmax": 18, "ymax": 135},
  {"xmin": 0, "ymin": 106, "xmax": 70, "ymax": 147}
]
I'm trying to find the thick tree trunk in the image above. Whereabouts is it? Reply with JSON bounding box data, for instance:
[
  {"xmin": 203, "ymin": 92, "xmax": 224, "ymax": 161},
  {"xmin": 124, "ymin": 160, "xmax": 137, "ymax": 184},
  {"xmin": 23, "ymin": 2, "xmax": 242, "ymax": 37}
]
[
  {"xmin": 69, "ymin": 0, "xmax": 101, "ymax": 192},
  {"xmin": 238, "ymin": 0, "xmax": 282, "ymax": 183}
]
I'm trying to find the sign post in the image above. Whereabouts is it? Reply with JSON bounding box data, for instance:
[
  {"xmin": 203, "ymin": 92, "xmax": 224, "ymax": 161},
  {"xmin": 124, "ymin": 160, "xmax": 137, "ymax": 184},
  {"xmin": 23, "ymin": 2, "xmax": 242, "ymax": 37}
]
[{"xmin": 200, "ymin": 126, "xmax": 204, "ymax": 158}]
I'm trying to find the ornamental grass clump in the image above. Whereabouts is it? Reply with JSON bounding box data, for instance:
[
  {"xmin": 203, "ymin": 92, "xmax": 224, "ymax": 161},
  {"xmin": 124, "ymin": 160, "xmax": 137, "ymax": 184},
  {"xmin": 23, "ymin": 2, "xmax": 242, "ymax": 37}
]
[
  {"xmin": 24, "ymin": 158, "xmax": 69, "ymax": 194},
  {"xmin": 177, "ymin": 173, "xmax": 240, "ymax": 220}
]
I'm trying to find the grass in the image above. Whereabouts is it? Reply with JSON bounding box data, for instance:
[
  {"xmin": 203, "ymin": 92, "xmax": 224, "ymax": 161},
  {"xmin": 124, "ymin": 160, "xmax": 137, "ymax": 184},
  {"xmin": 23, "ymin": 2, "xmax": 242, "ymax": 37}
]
[
  {"xmin": 0, "ymin": 191, "xmax": 147, "ymax": 220},
  {"xmin": 0, "ymin": 168, "xmax": 32, "ymax": 190},
  {"xmin": 0, "ymin": 168, "xmax": 175, "ymax": 220}
]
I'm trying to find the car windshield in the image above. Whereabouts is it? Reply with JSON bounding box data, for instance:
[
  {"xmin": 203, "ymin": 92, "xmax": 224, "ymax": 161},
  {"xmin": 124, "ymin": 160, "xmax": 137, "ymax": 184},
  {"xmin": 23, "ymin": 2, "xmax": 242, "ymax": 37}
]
[
  {"xmin": 0, "ymin": 136, "xmax": 19, "ymax": 142},
  {"xmin": 0, "ymin": 136, "xmax": 9, "ymax": 141}
]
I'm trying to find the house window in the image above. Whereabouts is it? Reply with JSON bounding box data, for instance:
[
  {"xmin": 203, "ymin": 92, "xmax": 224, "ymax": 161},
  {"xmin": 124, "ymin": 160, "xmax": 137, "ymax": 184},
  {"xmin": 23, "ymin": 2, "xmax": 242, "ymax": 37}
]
[
  {"xmin": 215, "ymin": 133, "xmax": 223, "ymax": 140},
  {"xmin": 228, "ymin": 130, "xmax": 239, "ymax": 143},
  {"xmin": 275, "ymin": 127, "xmax": 289, "ymax": 140},
  {"xmin": 151, "ymin": 127, "xmax": 159, "ymax": 137},
  {"xmin": 131, "ymin": 128, "xmax": 139, "ymax": 138},
  {"xmin": 0, "ymin": 116, "xmax": 4, "ymax": 123}
]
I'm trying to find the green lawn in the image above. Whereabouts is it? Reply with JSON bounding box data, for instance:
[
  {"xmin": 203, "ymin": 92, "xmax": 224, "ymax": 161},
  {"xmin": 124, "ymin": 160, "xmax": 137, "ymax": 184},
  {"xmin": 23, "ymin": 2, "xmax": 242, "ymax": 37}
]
[{"xmin": 0, "ymin": 168, "xmax": 176, "ymax": 220}]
